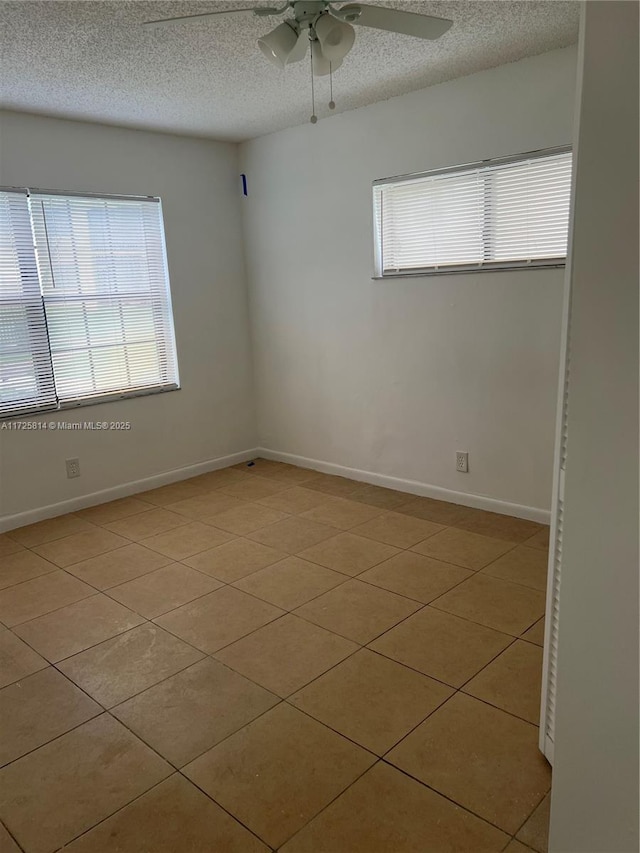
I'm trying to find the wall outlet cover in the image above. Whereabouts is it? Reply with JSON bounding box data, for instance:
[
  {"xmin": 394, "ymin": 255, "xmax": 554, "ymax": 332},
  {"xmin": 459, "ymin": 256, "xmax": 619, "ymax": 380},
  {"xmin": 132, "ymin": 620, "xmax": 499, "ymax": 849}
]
[
  {"xmin": 66, "ymin": 458, "xmax": 81, "ymax": 479},
  {"xmin": 456, "ymin": 451, "xmax": 469, "ymax": 473}
]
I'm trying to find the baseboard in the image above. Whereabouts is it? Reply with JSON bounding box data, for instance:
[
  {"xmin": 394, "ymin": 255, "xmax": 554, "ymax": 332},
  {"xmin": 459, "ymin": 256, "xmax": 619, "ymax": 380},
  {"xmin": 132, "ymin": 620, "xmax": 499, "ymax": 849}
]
[
  {"xmin": 257, "ymin": 447, "xmax": 551, "ymax": 524},
  {"xmin": 0, "ymin": 448, "xmax": 259, "ymax": 533},
  {"xmin": 1, "ymin": 444, "xmax": 550, "ymax": 533}
]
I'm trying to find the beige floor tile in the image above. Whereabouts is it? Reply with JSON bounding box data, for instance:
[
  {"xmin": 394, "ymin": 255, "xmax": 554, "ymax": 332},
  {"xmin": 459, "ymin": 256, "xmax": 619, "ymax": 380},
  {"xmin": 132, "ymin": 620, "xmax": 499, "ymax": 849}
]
[
  {"xmin": 432, "ymin": 573, "xmax": 546, "ymax": 636},
  {"xmin": 249, "ymin": 516, "xmax": 338, "ymax": 553},
  {"xmin": 6, "ymin": 515, "xmax": 95, "ymax": 548},
  {"xmin": 215, "ymin": 613, "xmax": 358, "ymax": 697},
  {"xmin": 454, "ymin": 509, "xmax": 545, "ymax": 543},
  {"xmin": 13, "ymin": 594, "xmax": 145, "ymax": 662},
  {"xmin": 261, "ymin": 460, "xmax": 316, "ymax": 477},
  {"xmin": 295, "ymin": 579, "xmax": 421, "ymax": 644},
  {"xmin": 505, "ymin": 840, "xmax": 536, "ymax": 853},
  {"xmin": 0, "ymin": 823, "xmax": 21, "ymax": 853},
  {"xmin": 138, "ymin": 521, "xmax": 234, "ymax": 560},
  {"xmin": 524, "ymin": 527, "xmax": 551, "ymax": 551},
  {"xmin": 290, "ymin": 648, "xmax": 453, "ymax": 754},
  {"xmin": 155, "ymin": 586, "xmax": 283, "ymax": 654},
  {"xmin": 280, "ymin": 762, "xmax": 509, "ymax": 853},
  {"xmin": 0, "ymin": 571, "xmax": 94, "ymax": 627},
  {"xmin": 62, "ymin": 774, "xmax": 270, "ymax": 853},
  {"xmin": 257, "ymin": 466, "xmax": 319, "ymax": 485},
  {"xmin": 304, "ymin": 474, "xmax": 361, "ymax": 498},
  {"xmin": 189, "ymin": 468, "xmax": 252, "ymax": 490},
  {"xmin": 522, "ymin": 617, "xmax": 545, "ymax": 646},
  {"xmin": 183, "ymin": 537, "xmax": 285, "ymax": 582},
  {"xmin": 218, "ymin": 476, "xmax": 289, "ymax": 502},
  {"xmin": 64, "ymin": 543, "xmax": 174, "ymax": 589},
  {"xmin": 0, "ymin": 667, "xmax": 101, "ymax": 765},
  {"xmin": 359, "ymin": 551, "xmax": 472, "ymax": 603},
  {"xmin": 0, "ymin": 550, "xmax": 57, "ymax": 591},
  {"xmin": 104, "ymin": 508, "xmax": 189, "ymax": 541},
  {"xmin": 33, "ymin": 528, "xmax": 129, "ymax": 568},
  {"xmin": 387, "ymin": 693, "xmax": 551, "ymax": 834},
  {"xmin": 299, "ymin": 532, "xmax": 400, "ymax": 576},
  {"xmin": 412, "ymin": 527, "xmax": 515, "ymax": 570},
  {"xmin": 517, "ymin": 793, "xmax": 550, "ymax": 852},
  {"xmin": 256, "ymin": 486, "xmax": 333, "ymax": 514},
  {"xmin": 347, "ymin": 484, "xmax": 412, "ymax": 510},
  {"xmin": 300, "ymin": 497, "xmax": 384, "ymax": 531},
  {"xmin": 107, "ymin": 563, "xmax": 221, "ymax": 619},
  {"xmin": 482, "ymin": 545, "xmax": 549, "ymax": 591},
  {"xmin": 0, "ymin": 714, "xmax": 171, "ymax": 853},
  {"xmin": 136, "ymin": 479, "xmax": 210, "ymax": 506},
  {"xmin": 397, "ymin": 496, "xmax": 477, "ymax": 526},
  {"xmin": 463, "ymin": 640, "xmax": 543, "ymax": 724},
  {"xmin": 352, "ymin": 511, "xmax": 443, "ymax": 549},
  {"xmin": 370, "ymin": 607, "xmax": 512, "ymax": 688},
  {"xmin": 234, "ymin": 556, "xmax": 345, "ymax": 610},
  {"xmin": 58, "ymin": 623, "xmax": 204, "ymax": 707},
  {"xmin": 0, "ymin": 536, "xmax": 24, "ymax": 557},
  {"xmin": 205, "ymin": 503, "xmax": 288, "ymax": 535},
  {"xmin": 113, "ymin": 658, "xmax": 278, "ymax": 767},
  {"xmin": 165, "ymin": 491, "xmax": 247, "ymax": 521},
  {"xmin": 76, "ymin": 497, "xmax": 153, "ymax": 525},
  {"xmin": 0, "ymin": 628, "xmax": 47, "ymax": 688},
  {"xmin": 237, "ymin": 459, "xmax": 316, "ymax": 486},
  {"xmin": 183, "ymin": 703, "xmax": 374, "ymax": 849}
]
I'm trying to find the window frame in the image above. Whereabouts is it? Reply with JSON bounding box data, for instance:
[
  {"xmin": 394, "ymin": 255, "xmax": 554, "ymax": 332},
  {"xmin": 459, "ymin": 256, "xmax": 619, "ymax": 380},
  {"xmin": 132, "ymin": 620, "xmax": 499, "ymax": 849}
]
[
  {"xmin": 372, "ymin": 145, "xmax": 572, "ymax": 279},
  {"xmin": 0, "ymin": 186, "xmax": 180, "ymax": 420}
]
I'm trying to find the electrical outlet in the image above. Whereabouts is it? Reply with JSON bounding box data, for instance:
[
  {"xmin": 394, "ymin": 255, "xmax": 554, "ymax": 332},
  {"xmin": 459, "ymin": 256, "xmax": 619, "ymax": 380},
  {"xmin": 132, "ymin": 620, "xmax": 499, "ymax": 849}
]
[
  {"xmin": 456, "ymin": 451, "xmax": 469, "ymax": 473},
  {"xmin": 65, "ymin": 458, "xmax": 81, "ymax": 479}
]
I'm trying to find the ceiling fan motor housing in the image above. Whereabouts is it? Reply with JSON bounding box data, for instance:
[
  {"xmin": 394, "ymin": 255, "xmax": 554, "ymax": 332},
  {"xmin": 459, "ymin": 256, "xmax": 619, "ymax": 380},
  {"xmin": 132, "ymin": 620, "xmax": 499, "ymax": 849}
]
[{"xmin": 290, "ymin": 1, "xmax": 331, "ymax": 25}]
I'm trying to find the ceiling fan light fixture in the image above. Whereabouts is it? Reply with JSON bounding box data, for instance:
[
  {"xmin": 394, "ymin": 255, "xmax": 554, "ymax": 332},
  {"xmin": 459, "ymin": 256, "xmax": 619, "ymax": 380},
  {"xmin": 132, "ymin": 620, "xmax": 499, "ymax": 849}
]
[
  {"xmin": 314, "ymin": 12, "xmax": 355, "ymax": 62},
  {"xmin": 311, "ymin": 39, "xmax": 342, "ymax": 76},
  {"xmin": 257, "ymin": 20, "xmax": 299, "ymax": 68},
  {"xmin": 286, "ymin": 29, "xmax": 310, "ymax": 64}
]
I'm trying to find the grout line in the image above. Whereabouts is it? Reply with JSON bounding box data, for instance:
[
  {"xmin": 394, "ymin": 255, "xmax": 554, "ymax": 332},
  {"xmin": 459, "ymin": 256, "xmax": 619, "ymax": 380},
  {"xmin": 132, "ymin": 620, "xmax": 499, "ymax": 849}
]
[
  {"xmin": 269, "ymin": 759, "xmax": 379, "ymax": 850},
  {"xmin": 0, "ymin": 820, "xmax": 25, "ymax": 853},
  {"xmin": 45, "ymin": 774, "xmax": 180, "ymax": 853},
  {"xmin": 0, "ymin": 700, "xmax": 104, "ymax": 770},
  {"xmin": 177, "ymin": 766, "xmax": 280, "ymax": 851},
  {"xmin": 377, "ymin": 756, "xmax": 521, "ymax": 839},
  {"xmin": 508, "ymin": 789, "xmax": 550, "ymax": 844}
]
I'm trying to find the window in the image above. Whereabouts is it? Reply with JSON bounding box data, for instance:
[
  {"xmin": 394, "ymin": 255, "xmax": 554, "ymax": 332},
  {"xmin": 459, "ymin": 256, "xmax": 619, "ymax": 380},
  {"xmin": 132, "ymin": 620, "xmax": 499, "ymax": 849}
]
[
  {"xmin": 0, "ymin": 188, "xmax": 179, "ymax": 418},
  {"xmin": 373, "ymin": 147, "xmax": 572, "ymax": 277}
]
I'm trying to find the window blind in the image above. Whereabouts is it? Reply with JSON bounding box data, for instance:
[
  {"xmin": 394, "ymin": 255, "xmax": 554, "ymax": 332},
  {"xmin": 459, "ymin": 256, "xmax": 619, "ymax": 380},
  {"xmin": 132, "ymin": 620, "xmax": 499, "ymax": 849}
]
[
  {"xmin": 374, "ymin": 148, "xmax": 572, "ymax": 276},
  {"xmin": 0, "ymin": 189, "xmax": 179, "ymax": 418},
  {"xmin": 0, "ymin": 190, "xmax": 57, "ymax": 416}
]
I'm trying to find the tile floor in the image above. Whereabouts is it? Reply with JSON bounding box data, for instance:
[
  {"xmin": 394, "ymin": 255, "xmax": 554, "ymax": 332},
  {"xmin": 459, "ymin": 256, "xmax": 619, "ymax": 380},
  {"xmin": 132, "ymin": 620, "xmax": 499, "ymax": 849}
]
[{"xmin": 0, "ymin": 459, "xmax": 551, "ymax": 853}]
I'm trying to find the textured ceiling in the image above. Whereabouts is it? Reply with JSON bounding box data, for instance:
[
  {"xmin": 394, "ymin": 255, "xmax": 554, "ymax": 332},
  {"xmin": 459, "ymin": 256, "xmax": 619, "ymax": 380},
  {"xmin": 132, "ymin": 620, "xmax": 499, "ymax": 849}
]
[{"xmin": 0, "ymin": 1, "xmax": 579, "ymax": 141}]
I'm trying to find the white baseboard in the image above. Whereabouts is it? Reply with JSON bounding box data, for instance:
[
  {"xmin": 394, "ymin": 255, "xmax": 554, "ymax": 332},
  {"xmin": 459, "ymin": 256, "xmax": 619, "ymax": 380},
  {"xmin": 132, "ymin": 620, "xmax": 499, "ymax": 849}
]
[
  {"xmin": 257, "ymin": 447, "xmax": 550, "ymax": 524},
  {"xmin": 1, "ymin": 445, "xmax": 550, "ymax": 533},
  {"xmin": 0, "ymin": 448, "xmax": 259, "ymax": 533}
]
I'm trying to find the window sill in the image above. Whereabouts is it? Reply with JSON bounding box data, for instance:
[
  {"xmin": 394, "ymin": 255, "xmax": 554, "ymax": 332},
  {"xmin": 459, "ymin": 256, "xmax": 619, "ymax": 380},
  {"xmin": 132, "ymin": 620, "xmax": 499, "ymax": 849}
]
[
  {"xmin": 372, "ymin": 262, "xmax": 566, "ymax": 279},
  {"xmin": 1, "ymin": 384, "xmax": 180, "ymax": 422}
]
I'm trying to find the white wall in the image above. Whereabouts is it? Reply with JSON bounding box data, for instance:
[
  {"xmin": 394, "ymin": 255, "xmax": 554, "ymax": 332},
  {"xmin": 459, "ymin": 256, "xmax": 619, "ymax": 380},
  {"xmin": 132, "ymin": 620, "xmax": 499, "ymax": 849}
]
[
  {"xmin": 549, "ymin": 3, "xmax": 639, "ymax": 851},
  {"xmin": 0, "ymin": 111, "xmax": 257, "ymax": 522},
  {"xmin": 240, "ymin": 46, "xmax": 578, "ymax": 516}
]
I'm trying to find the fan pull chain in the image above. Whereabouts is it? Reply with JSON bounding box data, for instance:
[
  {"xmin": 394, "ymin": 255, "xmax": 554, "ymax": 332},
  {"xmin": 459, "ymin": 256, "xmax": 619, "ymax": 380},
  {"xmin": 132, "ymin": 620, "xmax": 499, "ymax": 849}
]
[
  {"xmin": 329, "ymin": 64, "xmax": 335, "ymax": 110},
  {"xmin": 310, "ymin": 44, "xmax": 317, "ymax": 124}
]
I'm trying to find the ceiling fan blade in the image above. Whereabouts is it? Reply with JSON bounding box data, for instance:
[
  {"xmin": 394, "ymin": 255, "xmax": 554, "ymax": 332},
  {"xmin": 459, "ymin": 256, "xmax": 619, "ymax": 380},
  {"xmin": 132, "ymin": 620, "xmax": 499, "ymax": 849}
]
[
  {"xmin": 143, "ymin": 7, "xmax": 263, "ymax": 28},
  {"xmin": 337, "ymin": 4, "xmax": 452, "ymax": 39}
]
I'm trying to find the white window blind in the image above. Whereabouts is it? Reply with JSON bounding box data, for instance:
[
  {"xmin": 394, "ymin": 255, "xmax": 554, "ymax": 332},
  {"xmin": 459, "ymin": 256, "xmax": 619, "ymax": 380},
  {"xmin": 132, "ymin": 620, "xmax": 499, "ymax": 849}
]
[
  {"xmin": 0, "ymin": 189, "xmax": 179, "ymax": 417},
  {"xmin": 374, "ymin": 148, "xmax": 572, "ymax": 276},
  {"xmin": 0, "ymin": 190, "xmax": 57, "ymax": 416}
]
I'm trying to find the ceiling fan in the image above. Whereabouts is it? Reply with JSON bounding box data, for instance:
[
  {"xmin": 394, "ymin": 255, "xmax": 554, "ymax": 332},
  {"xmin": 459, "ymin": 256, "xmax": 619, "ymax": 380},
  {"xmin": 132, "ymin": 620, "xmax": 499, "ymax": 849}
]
[{"xmin": 144, "ymin": 2, "xmax": 453, "ymax": 121}]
